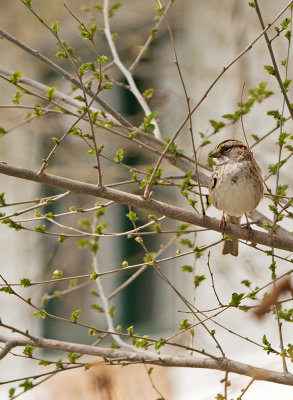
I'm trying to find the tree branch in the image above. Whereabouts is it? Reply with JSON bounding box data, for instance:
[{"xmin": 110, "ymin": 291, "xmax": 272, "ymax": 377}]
[
  {"xmin": 0, "ymin": 335, "xmax": 292, "ymax": 386},
  {"xmin": 0, "ymin": 27, "xmax": 132, "ymax": 128},
  {"xmin": 254, "ymin": 0, "xmax": 293, "ymax": 121},
  {"xmin": 0, "ymin": 162, "xmax": 293, "ymax": 252}
]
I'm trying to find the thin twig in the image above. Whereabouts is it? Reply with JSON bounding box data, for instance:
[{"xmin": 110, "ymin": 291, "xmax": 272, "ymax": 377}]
[
  {"xmin": 129, "ymin": 0, "xmax": 173, "ymax": 72},
  {"xmin": 207, "ymin": 252, "xmax": 222, "ymax": 306},
  {"xmin": 145, "ymin": 0, "xmax": 205, "ymax": 217},
  {"xmin": 254, "ymin": 0, "xmax": 293, "ymax": 120},
  {"xmin": 102, "ymin": 0, "xmax": 162, "ymax": 140}
]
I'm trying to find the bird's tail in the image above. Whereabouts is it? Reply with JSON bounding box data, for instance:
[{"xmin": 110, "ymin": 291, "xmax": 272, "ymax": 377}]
[{"xmin": 222, "ymin": 215, "xmax": 241, "ymax": 256}]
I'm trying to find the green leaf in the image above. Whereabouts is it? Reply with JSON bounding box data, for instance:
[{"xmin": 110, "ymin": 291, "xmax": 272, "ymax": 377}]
[
  {"xmin": 181, "ymin": 265, "xmax": 193, "ymax": 273},
  {"xmin": 241, "ymin": 279, "xmax": 251, "ymax": 288},
  {"xmin": 139, "ymin": 112, "xmax": 157, "ymax": 133},
  {"xmin": 114, "ymin": 148, "xmax": 124, "ymax": 163},
  {"xmin": 278, "ymin": 132, "xmax": 290, "ymax": 146},
  {"xmin": 277, "ymin": 184, "xmax": 289, "ymax": 197},
  {"xmin": 97, "ymin": 55, "xmax": 109, "ymax": 64},
  {"xmin": 262, "ymin": 334, "xmax": 273, "ymax": 354},
  {"xmin": 77, "ymin": 238, "xmax": 90, "ymax": 248},
  {"xmin": 90, "ymin": 272, "xmax": 99, "ymax": 281},
  {"xmin": 155, "ymin": 338, "xmax": 166, "ymax": 350},
  {"xmin": 0, "ymin": 192, "xmax": 6, "ymax": 206},
  {"xmin": 268, "ymin": 159, "xmax": 287, "ymax": 174},
  {"xmin": 39, "ymin": 360, "xmax": 50, "ymax": 366},
  {"xmin": 95, "ymin": 222, "xmax": 108, "ymax": 234},
  {"xmin": 285, "ymin": 30, "xmax": 292, "ymax": 40},
  {"xmin": 127, "ymin": 325, "xmax": 133, "ymax": 334},
  {"xmin": 51, "ymin": 21, "xmax": 59, "ymax": 33},
  {"xmin": 154, "ymin": 224, "xmax": 161, "ymax": 233},
  {"xmin": 68, "ymin": 352, "xmax": 78, "ymax": 362},
  {"xmin": 96, "ymin": 207, "xmax": 106, "ymax": 218},
  {"xmin": 2, "ymin": 218, "xmax": 22, "ymax": 231},
  {"xmin": 56, "ymin": 51, "xmax": 67, "ymax": 58},
  {"xmin": 23, "ymin": 345, "xmax": 35, "ymax": 358},
  {"xmin": 74, "ymin": 95, "xmax": 85, "ymax": 102},
  {"xmin": 179, "ymin": 319, "xmax": 191, "ymax": 330},
  {"xmin": 129, "ymin": 130, "xmax": 138, "ymax": 139},
  {"xmin": 135, "ymin": 236, "xmax": 142, "ymax": 244},
  {"xmin": 9, "ymin": 387, "xmax": 16, "ymax": 398},
  {"xmin": 264, "ymin": 65, "xmax": 275, "ymax": 75},
  {"xmin": 91, "ymin": 112, "xmax": 100, "ymax": 125},
  {"xmin": 70, "ymin": 279, "xmax": 77, "ymax": 288},
  {"xmin": 209, "ymin": 119, "xmax": 225, "ymax": 133},
  {"xmin": 34, "ymin": 224, "xmax": 45, "ymax": 233},
  {"xmin": 59, "ymin": 235, "xmax": 66, "ymax": 243},
  {"xmin": 78, "ymin": 218, "xmax": 91, "ymax": 230},
  {"xmin": 136, "ymin": 335, "xmax": 149, "ymax": 349},
  {"xmin": 126, "ymin": 211, "xmax": 138, "ymax": 222},
  {"xmin": 180, "ymin": 238, "xmax": 193, "ymax": 247},
  {"xmin": 194, "ymin": 275, "xmax": 206, "ymax": 287},
  {"xmin": 193, "ymin": 246, "xmax": 204, "ymax": 258},
  {"xmin": 269, "ymin": 261, "xmax": 276, "ymax": 279},
  {"xmin": 161, "ymin": 137, "xmax": 184, "ymax": 155},
  {"xmin": 94, "ymin": 5, "xmax": 103, "ymax": 12},
  {"xmin": 281, "ymin": 18, "xmax": 291, "ymax": 29},
  {"xmin": 46, "ymin": 86, "xmax": 56, "ymax": 99},
  {"xmin": 89, "ymin": 24, "xmax": 98, "ymax": 36},
  {"xmin": 91, "ymin": 304, "xmax": 104, "ymax": 313},
  {"xmin": 70, "ymin": 309, "xmax": 81, "ymax": 323},
  {"xmin": 52, "ymin": 269, "xmax": 63, "ymax": 279},
  {"xmin": 19, "ymin": 379, "xmax": 33, "ymax": 392},
  {"xmin": 87, "ymin": 149, "xmax": 95, "ymax": 156},
  {"xmin": 248, "ymin": 2, "xmax": 255, "ymax": 7},
  {"xmin": 33, "ymin": 311, "xmax": 47, "ymax": 318},
  {"xmin": 51, "ymin": 137, "xmax": 59, "ymax": 144},
  {"xmin": 229, "ymin": 292, "xmax": 244, "ymax": 307},
  {"xmin": 34, "ymin": 104, "xmax": 45, "ymax": 118},
  {"xmin": 109, "ymin": 3, "xmax": 122, "ymax": 17},
  {"xmin": 89, "ymin": 327, "xmax": 98, "ymax": 336},
  {"xmin": 13, "ymin": 91, "xmax": 22, "ymax": 104},
  {"xmin": 143, "ymin": 88, "xmax": 154, "ymax": 100},
  {"xmin": 20, "ymin": 278, "xmax": 31, "ymax": 287},
  {"xmin": 283, "ymin": 79, "xmax": 292, "ymax": 92},
  {"xmin": 0, "ymin": 286, "xmax": 14, "ymax": 294},
  {"xmin": 101, "ymin": 82, "xmax": 114, "ymax": 91},
  {"xmin": 10, "ymin": 71, "xmax": 22, "ymax": 84}
]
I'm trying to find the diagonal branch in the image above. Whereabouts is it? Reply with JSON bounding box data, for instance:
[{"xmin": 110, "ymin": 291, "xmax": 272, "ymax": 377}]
[
  {"xmin": 169, "ymin": 0, "xmax": 293, "ymax": 141},
  {"xmin": 0, "ymin": 162, "xmax": 293, "ymax": 252},
  {"xmin": 254, "ymin": 0, "xmax": 293, "ymax": 121},
  {"xmin": 0, "ymin": 27, "xmax": 132, "ymax": 128}
]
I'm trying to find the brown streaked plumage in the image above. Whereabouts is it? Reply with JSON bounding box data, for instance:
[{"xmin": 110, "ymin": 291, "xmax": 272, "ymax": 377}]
[{"xmin": 209, "ymin": 139, "xmax": 263, "ymax": 256}]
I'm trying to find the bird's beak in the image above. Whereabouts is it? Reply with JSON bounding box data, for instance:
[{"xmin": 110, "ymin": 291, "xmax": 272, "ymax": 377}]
[{"xmin": 209, "ymin": 151, "xmax": 220, "ymax": 158}]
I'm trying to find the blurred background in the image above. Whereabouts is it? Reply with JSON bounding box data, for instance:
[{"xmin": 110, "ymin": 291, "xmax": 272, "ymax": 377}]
[{"xmin": 0, "ymin": 0, "xmax": 292, "ymax": 399}]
